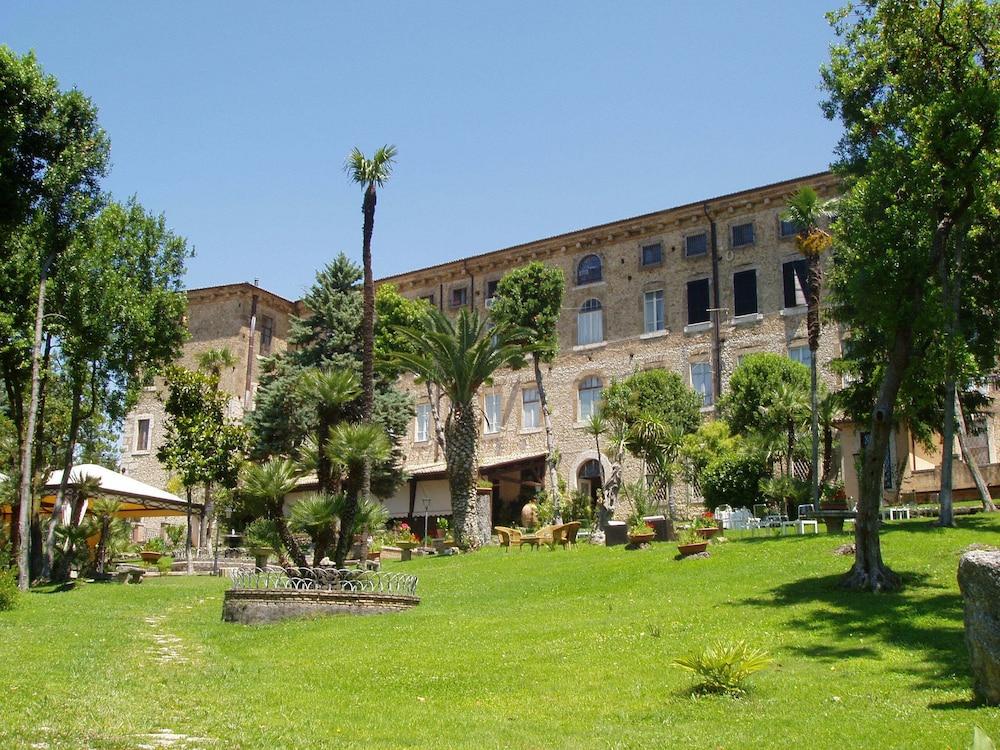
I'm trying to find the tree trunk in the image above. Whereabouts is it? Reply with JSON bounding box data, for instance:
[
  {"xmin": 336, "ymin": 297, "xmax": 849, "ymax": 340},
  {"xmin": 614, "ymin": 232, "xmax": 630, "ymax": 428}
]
[
  {"xmin": 200, "ymin": 481, "xmax": 214, "ymax": 552},
  {"xmin": 275, "ymin": 514, "xmax": 308, "ymax": 569},
  {"xmin": 533, "ymin": 353, "xmax": 561, "ymax": 522},
  {"xmin": 445, "ymin": 401, "xmax": 481, "ymax": 548},
  {"xmin": 807, "ymin": 254, "xmax": 822, "ymax": 507},
  {"xmin": 94, "ymin": 519, "xmax": 111, "ymax": 575},
  {"xmin": 185, "ymin": 486, "xmax": 194, "ymax": 576},
  {"xmin": 842, "ymin": 329, "xmax": 910, "ymax": 592},
  {"xmin": 786, "ymin": 422, "xmax": 795, "ymax": 479},
  {"xmin": 956, "ymin": 399, "xmax": 997, "ymax": 512},
  {"xmin": 822, "ymin": 421, "xmax": 834, "ymax": 483},
  {"xmin": 43, "ymin": 382, "xmax": 83, "ymax": 580},
  {"xmin": 16, "ymin": 254, "xmax": 54, "ymax": 591},
  {"xmin": 666, "ymin": 480, "xmax": 676, "ymax": 521},
  {"xmin": 425, "ymin": 382, "xmax": 447, "ymax": 452},
  {"xmin": 359, "ymin": 182, "xmax": 376, "ymax": 532},
  {"xmin": 938, "ymin": 378, "xmax": 957, "ymax": 526}
]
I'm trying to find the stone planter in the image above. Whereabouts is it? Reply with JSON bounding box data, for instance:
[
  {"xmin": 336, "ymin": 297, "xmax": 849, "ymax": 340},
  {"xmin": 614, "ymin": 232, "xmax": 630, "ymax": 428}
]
[
  {"xmin": 677, "ymin": 541, "xmax": 709, "ymax": 556},
  {"xmin": 248, "ymin": 547, "xmax": 273, "ymax": 569},
  {"xmin": 433, "ymin": 537, "xmax": 455, "ymax": 553},
  {"xmin": 139, "ymin": 551, "xmax": 163, "ymax": 564},
  {"xmin": 628, "ymin": 531, "xmax": 655, "ymax": 546},
  {"xmin": 695, "ymin": 527, "xmax": 719, "ymax": 540}
]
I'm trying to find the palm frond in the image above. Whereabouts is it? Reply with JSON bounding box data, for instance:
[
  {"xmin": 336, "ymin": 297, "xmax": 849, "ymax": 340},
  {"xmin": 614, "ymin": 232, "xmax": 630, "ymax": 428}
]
[{"xmin": 344, "ymin": 144, "xmax": 398, "ymax": 187}]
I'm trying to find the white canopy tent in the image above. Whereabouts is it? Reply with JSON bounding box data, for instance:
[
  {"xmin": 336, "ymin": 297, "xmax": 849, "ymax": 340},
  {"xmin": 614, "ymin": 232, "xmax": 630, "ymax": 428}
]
[{"xmin": 40, "ymin": 464, "xmax": 197, "ymax": 519}]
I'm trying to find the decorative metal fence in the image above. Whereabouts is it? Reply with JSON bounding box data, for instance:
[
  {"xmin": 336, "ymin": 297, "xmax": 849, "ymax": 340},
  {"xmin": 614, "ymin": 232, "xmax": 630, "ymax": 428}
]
[{"xmin": 229, "ymin": 566, "xmax": 419, "ymax": 596}]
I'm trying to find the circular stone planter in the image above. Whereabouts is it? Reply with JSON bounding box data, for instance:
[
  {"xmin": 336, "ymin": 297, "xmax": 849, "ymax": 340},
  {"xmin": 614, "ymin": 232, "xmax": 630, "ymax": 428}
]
[
  {"xmin": 628, "ymin": 532, "xmax": 655, "ymax": 546},
  {"xmin": 695, "ymin": 527, "xmax": 720, "ymax": 540},
  {"xmin": 223, "ymin": 589, "xmax": 419, "ymax": 625},
  {"xmin": 677, "ymin": 541, "xmax": 709, "ymax": 556},
  {"xmin": 139, "ymin": 551, "xmax": 163, "ymax": 563}
]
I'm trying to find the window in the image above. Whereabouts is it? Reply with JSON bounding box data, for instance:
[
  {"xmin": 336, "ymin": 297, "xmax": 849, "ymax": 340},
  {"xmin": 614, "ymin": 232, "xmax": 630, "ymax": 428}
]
[
  {"xmin": 450, "ymin": 286, "xmax": 469, "ymax": 307},
  {"xmin": 690, "ymin": 362, "xmax": 713, "ymax": 407},
  {"xmin": 485, "ymin": 279, "xmax": 499, "ymax": 299},
  {"xmin": 576, "ymin": 254, "xmax": 603, "ymax": 285},
  {"xmin": 420, "ymin": 294, "xmax": 435, "ymax": 305},
  {"xmin": 577, "ymin": 299, "xmax": 604, "ymax": 345},
  {"xmin": 732, "ymin": 269, "xmax": 758, "ymax": 317},
  {"xmin": 789, "ymin": 345, "xmax": 813, "ymax": 368},
  {"xmin": 484, "ymin": 393, "xmax": 502, "ymax": 434},
  {"xmin": 686, "ymin": 279, "xmax": 710, "ymax": 324},
  {"xmin": 643, "ymin": 290, "xmax": 665, "ymax": 333},
  {"xmin": 641, "ymin": 242, "xmax": 663, "ymax": 267},
  {"xmin": 731, "ymin": 222, "xmax": 755, "ymax": 248},
  {"xmin": 259, "ymin": 315, "xmax": 274, "ymax": 355},
  {"xmin": 685, "ymin": 232, "xmax": 708, "ymax": 257},
  {"xmin": 779, "ymin": 218, "xmax": 798, "ymax": 238},
  {"xmin": 135, "ymin": 417, "xmax": 151, "ymax": 453},
  {"xmin": 414, "ymin": 404, "xmax": 432, "ymax": 442},
  {"xmin": 522, "ymin": 387, "xmax": 541, "ymax": 430},
  {"xmin": 782, "ymin": 259, "xmax": 810, "ymax": 308},
  {"xmin": 578, "ymin": 376, "xmax": 603, "ymax": 421}
]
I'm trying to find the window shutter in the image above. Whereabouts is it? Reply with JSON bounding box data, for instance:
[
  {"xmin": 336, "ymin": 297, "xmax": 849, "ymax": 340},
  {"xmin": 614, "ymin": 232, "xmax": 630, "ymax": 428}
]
[{"xmin": 733, "ymin": 270, "xmax": 758, "ymax": 316}]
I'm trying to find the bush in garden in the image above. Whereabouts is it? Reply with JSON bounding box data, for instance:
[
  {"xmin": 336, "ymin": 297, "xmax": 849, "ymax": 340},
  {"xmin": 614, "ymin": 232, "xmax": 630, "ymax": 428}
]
[{"xmin": 699, "ymin": 452, "xmax": 768, "ymax": 511}]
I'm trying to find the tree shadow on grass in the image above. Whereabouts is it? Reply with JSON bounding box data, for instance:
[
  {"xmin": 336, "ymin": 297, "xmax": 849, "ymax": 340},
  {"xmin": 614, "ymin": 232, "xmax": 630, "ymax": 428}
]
[{"xmin": 737, "ymin": 570, "xmax": 967, "ymax": 691}]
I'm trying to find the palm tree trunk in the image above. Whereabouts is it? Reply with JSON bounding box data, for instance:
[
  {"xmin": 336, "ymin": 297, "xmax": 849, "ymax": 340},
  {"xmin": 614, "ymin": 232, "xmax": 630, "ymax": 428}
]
[
  {"xmin": 16, "ymin": 253, "xmax": 54, "ymax": 591},
  {"xmin": 95, "ymin": 519, "xmax": 111, "ymax": 575},
  {"xmin": 276, "ymin": 514, "xmax": 309, "ymax": 569},
  {"xmin": 807, "ymin": 254, "xmax": 822, "ymax": 507},
  {"xmin": 445, "ymin": 401, "xmax": 481, "ymax": 548},
  {"xmin": 424, "ymin": 382, "xmax": 446, "ymax": 452},
  {"xmin": 532, "ymin": 353, "xmax": 561, "ymax": 521}
]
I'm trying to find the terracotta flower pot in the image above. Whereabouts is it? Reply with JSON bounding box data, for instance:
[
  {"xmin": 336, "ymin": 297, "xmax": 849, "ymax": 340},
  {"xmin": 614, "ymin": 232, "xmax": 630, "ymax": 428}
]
[
  {"xmin": 139, "ymin": 551, "xmax": 163, "ymax": 563},
  {"xmin": 695, "ymin": 527, "xmax": 719, "ymax": 539},
  {"xmin": 628, "ymin": 531, "xmax": 655, "ymax": 545},
  {"xmin": 677, "ymin": 541, "xmax": 709, "ymax": 556}
]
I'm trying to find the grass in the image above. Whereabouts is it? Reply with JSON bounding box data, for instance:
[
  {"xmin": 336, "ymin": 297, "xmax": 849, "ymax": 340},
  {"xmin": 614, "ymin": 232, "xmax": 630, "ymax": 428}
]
[{"xmin": 1, "ymin": 516, "xmax": 999, "ymax": 749}]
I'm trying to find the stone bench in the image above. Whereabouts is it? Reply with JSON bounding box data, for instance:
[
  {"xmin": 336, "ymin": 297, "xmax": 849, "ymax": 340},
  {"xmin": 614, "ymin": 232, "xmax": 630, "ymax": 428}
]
[{"xmin": 115, "ymin": 565, "xmax": 146, "ymax": 585}]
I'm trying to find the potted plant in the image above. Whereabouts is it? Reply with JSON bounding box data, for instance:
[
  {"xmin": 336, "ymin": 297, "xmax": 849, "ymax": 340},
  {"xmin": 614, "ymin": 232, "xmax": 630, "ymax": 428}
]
[
  {"xmin": 677, "ymin": 529, "xmax": 709, "ymax": 557},
  {"xmin": 820, "ymin": 480, "xmax": 848, "ymax": 511},
  {"xmin": 392, "ymin": 521, "xmax": 419, "ymax": 551},
  {"xmin": 244, "ymin": 518, "xmax": 279, "ymax": 569},
  {"xmin": 139, "ymin": 537, "xmax": 166, "ymax": 563},
  {"xmin": 627, "ymin": 517, "xmax": 655, "ymax": 546},
  {"xmin": 693, "ymin": 512, "xmax": 720, "ymax": 539},
  {"xmin": 433, "ymin": 518, "xmax": 453, "ymax": 551}
]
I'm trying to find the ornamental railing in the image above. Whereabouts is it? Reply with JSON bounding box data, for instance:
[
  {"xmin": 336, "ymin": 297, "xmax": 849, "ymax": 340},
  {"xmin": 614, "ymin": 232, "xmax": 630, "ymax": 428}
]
[{"xmin": 229, "ymin": 566, "xmax": 419, "ymax": 596}]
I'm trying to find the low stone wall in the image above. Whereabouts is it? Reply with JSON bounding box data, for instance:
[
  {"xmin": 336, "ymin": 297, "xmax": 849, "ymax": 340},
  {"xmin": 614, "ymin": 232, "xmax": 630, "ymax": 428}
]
[
  {"xmin": 223, "ymin": 589, "xmax": 420, "ymax": 625},
  {"xmin": 957, "ymin": 549, "xmax": 1000, "ymax": 705}
]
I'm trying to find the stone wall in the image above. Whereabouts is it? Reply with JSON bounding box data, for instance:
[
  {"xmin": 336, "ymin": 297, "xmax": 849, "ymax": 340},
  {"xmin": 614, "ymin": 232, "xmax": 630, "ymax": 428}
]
[{"xmin": 222, "ymin": 589, "xmax": 420, "ymax": 625}]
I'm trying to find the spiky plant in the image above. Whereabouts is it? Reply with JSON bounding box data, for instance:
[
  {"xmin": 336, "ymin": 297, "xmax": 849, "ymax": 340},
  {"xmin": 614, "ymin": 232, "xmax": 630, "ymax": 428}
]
[
  {"xmin": 88, "ymin": 497, "xmax": 121, "ymax": 574},
  {"xmin": 239, "ymin": 458, "xmax": 307, "ymax": 568},
  {"xmin": 197, "ymin": 347, "xmax": 236, "ymax": 379},
  {"xmin": 297, "ymin": 368, "xmax": 361, "ymax": 494},
  {"xmin": 673, "ymin": 640, "xmax": 772, "ymax": 697},
  {"xmin": 288, "ymin": 492, "xmax": 341, "ymax": 565}
]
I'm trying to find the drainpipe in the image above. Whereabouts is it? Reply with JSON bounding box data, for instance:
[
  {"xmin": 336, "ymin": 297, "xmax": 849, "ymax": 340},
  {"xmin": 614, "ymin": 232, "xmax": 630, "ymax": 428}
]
[
  {"xmin": 244, "ymin": 290, "xmax": 259, "ymax": 410},
  {"xmin": 704, "ymin": 204, "xmax": 722, "ymax": 414}
]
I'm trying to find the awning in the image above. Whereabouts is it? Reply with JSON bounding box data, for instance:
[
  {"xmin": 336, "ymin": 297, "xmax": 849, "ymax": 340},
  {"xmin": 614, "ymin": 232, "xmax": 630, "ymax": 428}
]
[
  {"xmin": 408, "ymin": 451, "xmax": 547, "ymax": 480},
  {"xmin": 39, "ymin": 464, "xmax": 197, "ymax": 518}
]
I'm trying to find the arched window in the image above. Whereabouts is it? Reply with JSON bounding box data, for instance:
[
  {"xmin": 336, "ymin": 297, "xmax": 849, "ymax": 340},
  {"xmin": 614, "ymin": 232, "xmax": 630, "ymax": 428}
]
[
  {"xmin": 578, "ymin": 375, "xmax": 604, "ymax": 421},
  {"xmin": 576, "ymin": 254, "xmax": 603, "ymax": 285},
  {"xmin": 577, "ymin": 299, "xmax": 603, "ymax": 346}
]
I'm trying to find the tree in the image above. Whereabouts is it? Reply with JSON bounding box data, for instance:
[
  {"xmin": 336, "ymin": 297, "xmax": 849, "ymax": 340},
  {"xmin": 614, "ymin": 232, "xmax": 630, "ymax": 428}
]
[
  {"xmin": 197, "ymin": 348, "xmax": 236, "ymax": 379},
  {"xmin": 599, "ymin": 370, "xmax": 702, "ymax": 519},
  {"xmin": 782, "ymin": 186, "xmax": 835, "ymax": 508},
  {"xmin": 720, "ymin": 354, "xmax": 812, "ymax": 437},
  {"xmin": 757, "ymin": 380, "xmax": 811, "ymax": 480},
  {"xmin": 393, "ymin": 308, "xmax": 526, "ymax": 548},
  {"xmin": 490, "ymin": 262, "xmax": 566, "ymax": 518},
  {"xmin": 288, "ymin": 493, "xmax": 339, "ymax": 566},
  {"xmin": 238, "ymin": 458, "xmax": 307, "ymax": 569},
  {"xmin": 0, "ymin": 48, "xmax": 110, "ymax": 589},
  {"xmin": 822, "ymin": 0, "xmax": 1000, "ymax": 590},
  {"xmin": 158, "ymin": 366, "xmax": 247, "ymax": 574},
  {"xmin": 344, "ymin": 145, "xmax": 397, "ymax": 560},
  {"xmin": 89, "ymin": 497, "xmax": 121, "ymax": 575}
]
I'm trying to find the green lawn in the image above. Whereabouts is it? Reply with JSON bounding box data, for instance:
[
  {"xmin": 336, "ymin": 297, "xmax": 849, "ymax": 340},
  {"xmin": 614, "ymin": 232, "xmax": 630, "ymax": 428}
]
[{"xmin": 2, "ymin": 516, "xmax": 999, "ymax": 749}]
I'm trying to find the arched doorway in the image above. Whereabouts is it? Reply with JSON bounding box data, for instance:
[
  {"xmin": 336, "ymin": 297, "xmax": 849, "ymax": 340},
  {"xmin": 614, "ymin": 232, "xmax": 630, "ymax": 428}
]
[{"xmin": 577, "ymin": 459, "xmax": 603, "ymax": 505}]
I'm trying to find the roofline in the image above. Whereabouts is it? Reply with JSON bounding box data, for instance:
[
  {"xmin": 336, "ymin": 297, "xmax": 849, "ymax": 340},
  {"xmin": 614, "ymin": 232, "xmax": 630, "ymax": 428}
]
[
  {"xmin": 377, "ymin": 170, "xmax": 836, "ymax": 284},
  {"xmin": 185, "ymin": 282, "xmax": 299, "ymax": 309}
]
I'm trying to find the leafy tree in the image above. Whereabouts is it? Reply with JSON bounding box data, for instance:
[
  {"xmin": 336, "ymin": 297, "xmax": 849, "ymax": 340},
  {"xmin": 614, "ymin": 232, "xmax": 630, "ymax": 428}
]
[
  {"xmin": 757, "ymin": 380, "xmax": 811, "ymax": 480},
  {"xmin": 700, "ymin": 453, "xmax": 769, "ymax": 513},
  {"xmin": 490, "ymin": 262, "xmax": 566, "ymax": 517},
  {"xmin": 0, "ymin": 48, "xmax": 110, "ymax": 589},
  {"xmin": 720, "ymin": 354, "xmax": 811, "ymax": 437},
  {"xmin": 157, "ymin": 366, "xmax": 248, "ymax": 574},
  {"xmin": 680, "ymin": 420, "xmax": 743, "ymax": 491},
  {"xmin": 374, "ymin": 284, "xmax": 431, "ymax": 382},
  {"xmin": 197, "ymin": 348, "xmax": 236, "ymax": 379},
  {"xmin": 822, "ymin": 0, "xmax": 1000, "ymax": 590},
  {"xmin": 288, "ymin": 493, "xmax": 339, "ymax": 566},
  {"xmin": 782, "ymin": 186, "xmax": 836, "ymax": 507},
  {"xmin": 393, "ymin": 308, "xmax": 526, "ymax": 548}
]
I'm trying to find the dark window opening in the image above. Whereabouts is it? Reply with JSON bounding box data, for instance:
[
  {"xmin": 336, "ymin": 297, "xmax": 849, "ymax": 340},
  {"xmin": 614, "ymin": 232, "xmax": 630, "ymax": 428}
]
[
  {"xmin": 641, "ymin": 242, "xmax": 663, "ymax": 266},
  {"xmin": 733, "ymin": 269, "xmax": 758, "ymax": 317},
  {"xmin": 782, "ymin": 259, "xmax": 810, "ymax": 308},
  {"xmin": 731, "ymin": 222, "xmax": 755, "ymax": 248},
  {"xmin": 687, "ymin": 278, "xmax": 710, "ymax": 324},
  {"xmin": 450, "ymin": 287, "xmax": 469, "ymax": 307},
  {"xmin": 259, "ymin": 315, "xmax": 274, "ymax": 355},
  {"xmin": 685, "ymin": 232, "xmax": 708, "ymax": 257},
  {"xmin": 577, "ymin": 254, "xmax": 603, "ymax": 285}
]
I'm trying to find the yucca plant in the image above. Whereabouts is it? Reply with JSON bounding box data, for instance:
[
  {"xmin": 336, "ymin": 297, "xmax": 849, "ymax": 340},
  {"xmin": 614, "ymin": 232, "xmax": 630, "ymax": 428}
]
[
  {"xmin": 288, "ymin": 492, "xmax": 341, "ymax": 565},
  {"xmin": 672, "ymin": 640, "xmax": 772, "ymax": 696}
]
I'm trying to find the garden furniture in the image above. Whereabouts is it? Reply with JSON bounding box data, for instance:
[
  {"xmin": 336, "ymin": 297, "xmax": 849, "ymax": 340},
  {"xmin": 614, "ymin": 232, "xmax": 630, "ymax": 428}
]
[
  {"xmin": 494, "ymin": 526, "xmax": 522, "ymax": 550},
  {"xmin": 519, "ymin": 533, "xmax": 542, "ymax": 550},
  {"xmin": 114, "ymin": 565, "xmax": 146, "ymax": 584}
]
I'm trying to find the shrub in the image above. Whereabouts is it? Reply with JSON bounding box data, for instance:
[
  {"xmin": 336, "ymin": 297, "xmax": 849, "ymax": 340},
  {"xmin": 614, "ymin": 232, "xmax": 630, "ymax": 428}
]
[
  {"xmin": 719, "ymin": 353, "xmax": 811, "ymax": 436},
  {"xmin": 672, "ymin": 640, "xmax": 771, "ymax": 696},
  {"xmin": 156, "ymin": 556, "xmax": 173, "ymax": 573},
  {"xmin": 564, "ymin": 490, "xmax": 594, "ymax": 526},
  {"xmin": 0, "ymin": 568, "xmax": 18, "ymax": 612},
  {"xmin": 700, "ymin": 453, "xmax": 768, "ymax": 511},
  {"xmin": 244, "ymin": 518, "xmax": 281, "ymax": 550}
]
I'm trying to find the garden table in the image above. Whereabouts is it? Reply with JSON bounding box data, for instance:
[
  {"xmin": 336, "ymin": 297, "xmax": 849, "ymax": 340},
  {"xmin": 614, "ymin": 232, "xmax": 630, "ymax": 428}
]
[{"xmin": 519, "ymin": 534, "xmax": 541, "ymax": 550}]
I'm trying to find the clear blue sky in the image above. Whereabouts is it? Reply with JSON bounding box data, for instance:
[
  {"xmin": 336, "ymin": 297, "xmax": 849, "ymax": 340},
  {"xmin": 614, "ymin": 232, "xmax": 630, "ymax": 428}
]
[{"xmin": 5, "ymin": 1, "xmax": 842, "ymax": 301}]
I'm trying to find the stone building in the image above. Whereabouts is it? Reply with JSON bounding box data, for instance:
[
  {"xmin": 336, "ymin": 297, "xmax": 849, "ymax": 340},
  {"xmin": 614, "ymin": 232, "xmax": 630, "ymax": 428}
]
[
  {"xmin": 119, "ymin": 282, "xmax": 301, "ymax": 539},
  {"xmin": 121, "ymin": 171, "xmax": 1000, "ymax": 537}
]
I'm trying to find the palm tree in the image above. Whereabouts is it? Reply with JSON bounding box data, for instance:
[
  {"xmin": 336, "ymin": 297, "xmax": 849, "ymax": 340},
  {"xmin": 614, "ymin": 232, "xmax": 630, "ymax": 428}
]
[
  {"xmin": 344, "ymin": 145, "xmax": 397, "ymax": 546},
  {"xmin": 297, "ymin": 368, "xmax": 361, "ymax": 494},
  {"xmin": 393, "ymin": 307, "xmax": 526, "ymax": 548},
  {"xmin": 88, "ymin": 497, "xmax": 121, "ymax": 575},
  {"xmin": 626, "ymin": 415, "xmax": 685, "ymax": 521},
  {"xmin": 782, "ymin": 186, "xmax": 835, "ymax": 506},
  {"xmin": 239, "ymin": 458, "xmax": 308, "ymax": 568},
  {"xmin": 758, "ymin": 381, "xmax": 811, "ymax": 480},
  {"xmin": 326, "ymin": 421, "xmax": 392, "ymax": 566},
  {"xmin": 288, "ymin": 493, "xmax": 340, "ymax": 566},
  {"xmin": 196, "ymin": 347, "xmax": 236, "ymax": 379}
]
